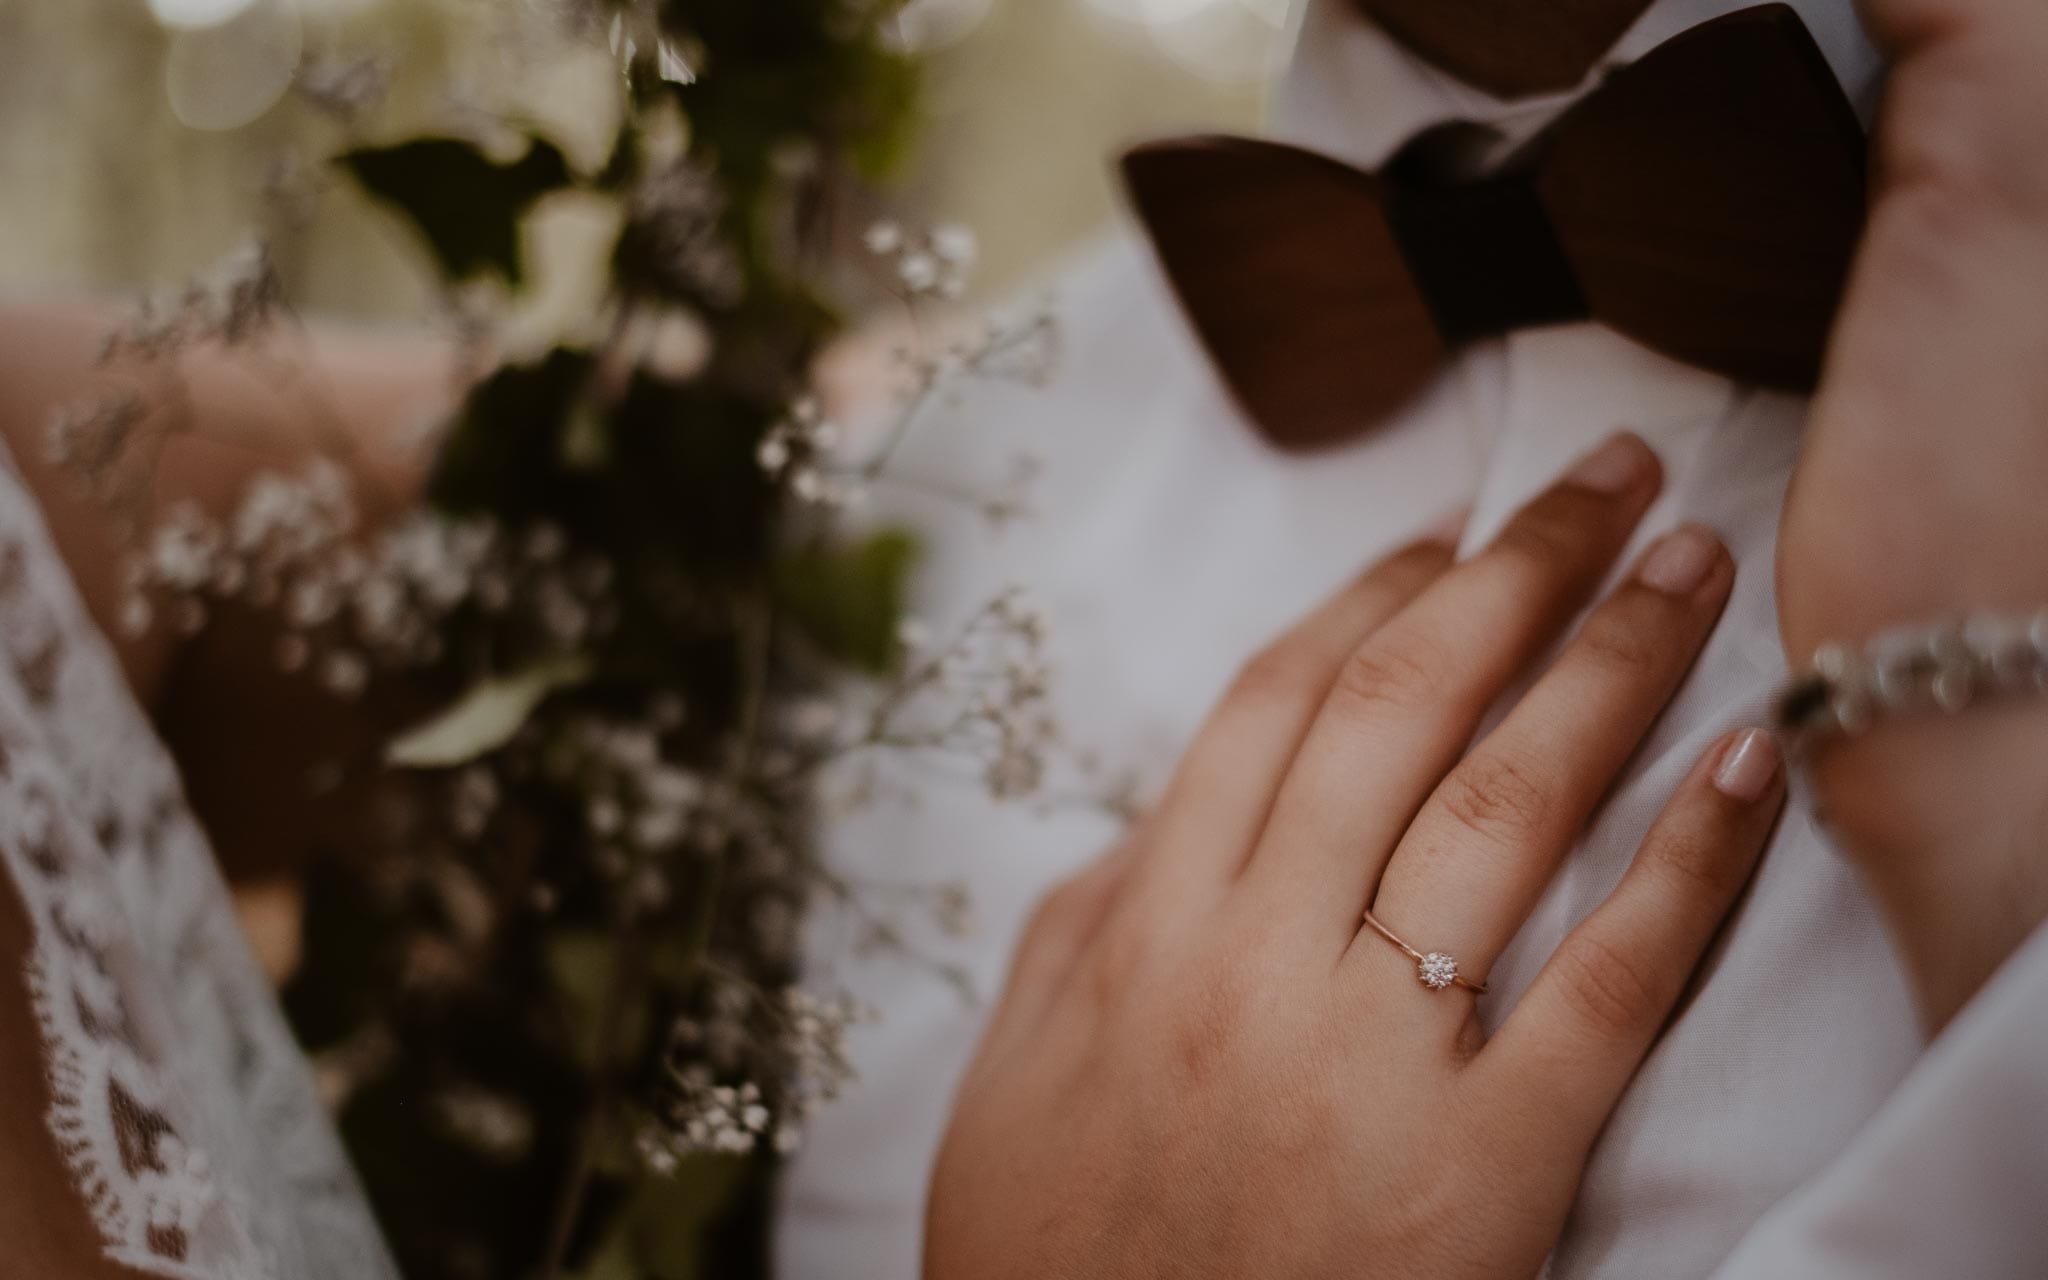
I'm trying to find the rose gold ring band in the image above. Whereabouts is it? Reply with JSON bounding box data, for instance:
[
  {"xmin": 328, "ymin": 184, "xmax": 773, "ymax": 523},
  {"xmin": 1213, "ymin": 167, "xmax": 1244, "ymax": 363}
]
[{"xmin": 1361, "ymin": 910, "xmax": 1488, "ymax": 995}]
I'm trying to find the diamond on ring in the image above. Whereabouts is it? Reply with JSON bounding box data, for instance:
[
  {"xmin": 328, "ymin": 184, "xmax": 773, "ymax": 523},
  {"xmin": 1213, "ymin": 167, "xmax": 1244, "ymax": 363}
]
[
  {"xmin": 1361, "ymin": 911, "xmax": 1488, "ymax": 994},
  {"xmin": 1417, "ymin": 952, "xmax": 1460, "ymax": 991}
]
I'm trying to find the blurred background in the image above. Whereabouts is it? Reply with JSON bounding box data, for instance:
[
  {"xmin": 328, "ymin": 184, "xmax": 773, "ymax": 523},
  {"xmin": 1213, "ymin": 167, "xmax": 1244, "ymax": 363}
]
[{"xmin": 0, "ymin": 0, "xmax": 1294, "ymax": 319}]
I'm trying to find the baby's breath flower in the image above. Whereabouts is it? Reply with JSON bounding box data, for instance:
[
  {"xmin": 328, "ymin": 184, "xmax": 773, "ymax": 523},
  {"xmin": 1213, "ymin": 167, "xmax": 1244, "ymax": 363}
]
[
  {"xmin": 435, "ymin": 1085, "xmax": 534, "ymax": 1161},
  {"xmin": 101, "ymin": 240, "xmax": 284, "ymax": 363},
  {"xmin": 118, "ymin": 595, "xmax": 154, "ymax": 639},
  {"xmin": 45, "ymin": 393, "xmax": 147, "ymax": 501},
  {"xmin": 897, "ymin": 250, "xmax": 940, "ymax": 293},
  {"xmin": 862, "ymin": 220, "xmax": 904, "ymax": 256},
  {"xmin": 275, "ymin": 633, "xmax": 310, "ymax": 673},
  {"xmin": 931, "ymin": 224, "xmax": 978, "ymax": 268},
  {"xmin": 864, "ymin": 218, "xmax": 979, "ymax": 298},
  {"xmin": 320, "ymin": 651, "xmax": 370, "ymax": 699}
]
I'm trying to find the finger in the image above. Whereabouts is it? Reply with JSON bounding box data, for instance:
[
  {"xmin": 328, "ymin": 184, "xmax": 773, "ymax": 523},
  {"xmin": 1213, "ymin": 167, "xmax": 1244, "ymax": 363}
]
[
  {"xmin": 1360, "ymin": 524, "xmax": 1733, "ymax": 991},
  {"xmin": 987, "ymin": 840, "xmax": 1140, "ymax": 1045},
  {"xmin": 1242, "ymin": 432, "xmax": 1661, "ymax": 948},
  {"xmin": 1476, "ymin": 729, "xmax": 1784, "ymax": 1147},
  {"xmin": 1123, "ymin": 523, "xmax": 1460, "ymax": 912}
]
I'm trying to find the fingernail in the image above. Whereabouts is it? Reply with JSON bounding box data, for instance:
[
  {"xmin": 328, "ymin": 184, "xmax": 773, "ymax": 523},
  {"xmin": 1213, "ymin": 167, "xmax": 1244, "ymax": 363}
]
[
  {"xmin": 1712, "ymin": 729, "xmax": 1781, "ymax": 802},
  {"xmin": 1637, "ymin": 524, "xmax": 1721, "ymax": 596},
  {"xmin": 1421, "ymin": 503, "xmax": 1472, "ymax": 547},
  {"xmin": 1568, "ymin": 432, "xmax": 1650, "ymax": 494}
]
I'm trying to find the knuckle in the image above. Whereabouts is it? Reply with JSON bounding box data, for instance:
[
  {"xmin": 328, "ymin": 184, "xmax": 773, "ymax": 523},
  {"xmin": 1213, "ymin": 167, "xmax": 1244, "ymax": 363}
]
[
  {"xmin": 1229, "ymin": 641, "xmax": 1323, "ymax": 709},
  {"xmin": 1377, "ymin": 538, "xmax": 1455, "ymax": 588},
  {"xmin": 1572, "ymin": 602, "xmax": 1668, "ymax": 682},
  {"xmin": 1329, "ymin": 631, "xmax": 1448, "ymax": 719},
  {"xmin": 1179, "ymin": 963, "xmax": 1251, "ymax": 1056},
  {"xmin": 1644, "ymin": 824, "xmax": 1750, "ymax": 904},
  {"xmin": 1435, "ymin": 750, "xmax": 1552, "ymax": 847},
  {"xmin": 1020, "ymin": 878, "xmax": 1079, "ymax": 943},
  {"xmin": 1165, "ymin": 944, "xmax": 1268, "ymax": 1084},
  {"xmin": 1873, "ymin": 79, "xmax": 2014, "ymax": 231},
  {"xmin": 1489, "ymin": 503, "xmax": 1590, "ymax": 580},
  {"xmin": 1084, "ymin": 907, "xmax": 1164, "ymax": 1006},
  {"xmin": 1018, "ymin": 873, "xmax": 1092, "ymax": 956},
  {"xmin": 1551, "ymin": 933, "xmax": 1667, "ymax": 1041}
]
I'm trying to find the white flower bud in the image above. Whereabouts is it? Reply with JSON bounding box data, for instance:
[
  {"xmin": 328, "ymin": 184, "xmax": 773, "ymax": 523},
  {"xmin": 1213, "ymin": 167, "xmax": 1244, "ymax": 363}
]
[
  {"xmin": 897, "ymin": 250, "xmax": 940, "ymax": 292},
  {"xmin": 931, "ymin": 224, "xmax": 978, "ymax": 267},
  {"xmin": 862, "ymin": 220, "xmax": 904, "ymax": 255}
]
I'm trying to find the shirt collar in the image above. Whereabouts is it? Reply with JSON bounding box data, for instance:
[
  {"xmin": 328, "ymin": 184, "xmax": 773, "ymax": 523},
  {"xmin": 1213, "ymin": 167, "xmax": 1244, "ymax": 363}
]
[{"xmin": 1269, "ymin": 0, "xmax": 1885, "ymax": 171}]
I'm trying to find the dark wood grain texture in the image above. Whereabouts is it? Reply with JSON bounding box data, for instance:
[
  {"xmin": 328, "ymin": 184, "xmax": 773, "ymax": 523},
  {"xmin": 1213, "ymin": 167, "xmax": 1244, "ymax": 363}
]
[
  {"xmin": 1123, "ymin": 138, "xmax": 1446, "ymax": 452},
  {"xmin": 1537, "ymin": 5, "xmax": 1867, "ymax": 390},
  {"xmin": 1122, "ymin": 5, "xmax": 1867, "ymax": 452}
]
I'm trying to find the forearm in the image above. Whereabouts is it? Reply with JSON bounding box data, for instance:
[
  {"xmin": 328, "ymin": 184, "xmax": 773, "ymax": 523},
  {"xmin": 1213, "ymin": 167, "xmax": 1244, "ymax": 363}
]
[{"xmin": 1778, "ymin": 0, "xmax": 2048, "ymax": 1027}]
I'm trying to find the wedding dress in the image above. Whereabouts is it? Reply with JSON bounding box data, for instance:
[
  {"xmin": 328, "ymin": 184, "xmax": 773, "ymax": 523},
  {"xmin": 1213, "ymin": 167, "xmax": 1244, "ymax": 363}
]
[{"xmin": 0, "ymin": 440, "xmax": 397, "ymax": 1278}]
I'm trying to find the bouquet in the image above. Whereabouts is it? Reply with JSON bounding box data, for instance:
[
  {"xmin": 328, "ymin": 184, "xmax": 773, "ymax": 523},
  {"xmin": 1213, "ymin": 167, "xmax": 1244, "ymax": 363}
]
[{"xmin": 48, "ymin": 2, "xmax": 1083, "ymax": 1276}]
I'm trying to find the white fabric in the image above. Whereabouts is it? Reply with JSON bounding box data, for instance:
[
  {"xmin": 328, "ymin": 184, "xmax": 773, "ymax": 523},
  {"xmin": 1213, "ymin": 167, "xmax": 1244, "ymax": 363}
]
[
  {"xmin": 775, "ymin": 2, "xmax": 1968, "ymax": 1277},
  {"xmin": 1713, "ymin": 921, "xmax": 2048, "ymax": 1279},
  {"xmin": 0, "ymin": 443, "xmax": 398, "ymax": 1279},
  {"xmin": 1271, "ymin": 0, "xmax": 1888, "ymax": 163}
]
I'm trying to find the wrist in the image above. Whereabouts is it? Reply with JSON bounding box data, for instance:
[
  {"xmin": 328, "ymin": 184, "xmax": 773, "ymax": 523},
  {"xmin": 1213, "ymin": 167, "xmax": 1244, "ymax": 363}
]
[
  {"xmin": 1802, "ymin": 701, "xmax": 2048, "ymax": 1029},
  {"xmin": 1777, "ymin": 505, "xmax": 2048, "ymax": 1026}
]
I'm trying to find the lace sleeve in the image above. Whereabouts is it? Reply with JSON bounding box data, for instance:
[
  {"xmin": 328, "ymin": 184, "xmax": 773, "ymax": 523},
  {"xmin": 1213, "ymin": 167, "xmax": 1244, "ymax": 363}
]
[{"xmin": 0, "ymin": 452, "xmax": 397, "ymax": 1280}]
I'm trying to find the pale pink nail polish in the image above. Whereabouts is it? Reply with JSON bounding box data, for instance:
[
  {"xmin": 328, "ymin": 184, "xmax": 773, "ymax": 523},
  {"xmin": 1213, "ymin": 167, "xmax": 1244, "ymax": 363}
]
[
  {"xmin": 1713, "ymin": 730, "xmax": 1781, "ymax": 802},
  {"xmin": 1567, "ymin": 433, "xmax": 1649, "ymax": 494},
  {"xmin": 1637, "ymin": 525, "xmax": 1721, "ymax": 595}
]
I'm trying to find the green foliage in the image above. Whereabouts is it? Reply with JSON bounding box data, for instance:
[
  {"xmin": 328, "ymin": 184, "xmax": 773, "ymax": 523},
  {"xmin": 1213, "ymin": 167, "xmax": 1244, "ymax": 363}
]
[
  {"xmin": 387, "ymin": 654, "xmax": 594, "ymax": 768},
  {"xmin": 339, "ymin": 135, "xmax": 573, "ymax": 283},
  {"xmin": 545, "ymin": 928, "xmax": 641, "ymax": 1072},
  {"xmin": 292, "ymin": 6, "xmax": 928, "ymax": 1279},
  {"xmin": 776, "ymin": 528, "xmax": 922, "ymax": 673},
  {"xmin": 428, "ymin": 349, "xmax": 598, "ymax": 518}
]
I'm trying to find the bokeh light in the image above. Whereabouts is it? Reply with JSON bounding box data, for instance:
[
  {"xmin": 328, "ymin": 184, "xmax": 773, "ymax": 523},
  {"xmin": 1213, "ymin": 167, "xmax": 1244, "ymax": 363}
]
[
  {"xmin": 163, "ymin": 0, "xmax": 304, "ymax": 131},
  {"xmin": 892, "ymin": 0, "xmax": 1001, "ymax": 51},
  {"xmin": 1083, "ymin": 0, "xmax": 1295, "ymax": 83},
  {"xmin": 148, "ymin": 0, "xmax": 262, "ymax": 27}
]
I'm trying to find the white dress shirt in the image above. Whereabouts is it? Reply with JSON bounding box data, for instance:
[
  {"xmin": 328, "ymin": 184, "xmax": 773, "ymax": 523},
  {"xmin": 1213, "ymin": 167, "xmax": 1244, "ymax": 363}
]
[{"xmin": 776, "ymin": 3, "xmax": 2047, "ymax": 1275}]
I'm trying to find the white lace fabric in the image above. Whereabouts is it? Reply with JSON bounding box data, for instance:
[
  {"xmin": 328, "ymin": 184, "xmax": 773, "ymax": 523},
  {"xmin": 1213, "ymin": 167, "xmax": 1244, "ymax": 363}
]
[{"xmin": 0, "ymin": 450, "xmax": 397, "ymax": 1280}]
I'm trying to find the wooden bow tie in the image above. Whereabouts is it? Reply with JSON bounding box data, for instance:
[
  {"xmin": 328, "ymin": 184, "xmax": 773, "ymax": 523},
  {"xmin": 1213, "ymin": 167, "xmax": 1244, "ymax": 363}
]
[{"xmin": 1123, "ymin": 5, "xmax": 1868, "ymax": 452}]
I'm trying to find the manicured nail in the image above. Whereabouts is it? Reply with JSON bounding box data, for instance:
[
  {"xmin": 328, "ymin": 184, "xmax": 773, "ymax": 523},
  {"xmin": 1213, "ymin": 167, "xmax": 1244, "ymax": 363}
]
[
  {"xmin": 1637, "ymin": 524, "xmax": 1721, "ymax": 596},
  {"xmin": 1713, "ymin": 729, "xmax": 1781, "ymax": 802},
  {"xmin": 1568, "ymin": 432, "xmax": 1650, "ymax": 494},
  {"xmin": 1421, "ymin": 503, "xmax": 1472, "ymax": 546}
]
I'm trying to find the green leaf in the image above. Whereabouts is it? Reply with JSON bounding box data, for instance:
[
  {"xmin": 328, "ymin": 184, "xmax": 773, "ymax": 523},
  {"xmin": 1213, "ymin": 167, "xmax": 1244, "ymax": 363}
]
[
  {"xmin": 426, "ymin": 349, "xmax": 594, "ymax": 518},
  {"xmin": 385, "ymin": 654, "xmax": 593, "ymax": 768},
  {"xmin": 628, "ymin": 1157, "xmax": 753, "ymax": 1280},
  {"xmin": 339, "ymin": 135, "xmax": 573, "ymax": 284},
  {"xmin": 565, "ymin": 1225, "xmax": 639, "ymax": 1280},
  {"xmin": 543, "ymin": 928, "xmax": 638, "ymax": 1073},
  {"xmin": 561, "ymin": 1157, "xmax": 755, "ymax": 1280},
  {"xmin": 774, "ymin": 528, "xmax": 921, "ymax": 674},
  {"xmin": 560, "ymin": 396, "xmax": 614, "ymax": 472}
]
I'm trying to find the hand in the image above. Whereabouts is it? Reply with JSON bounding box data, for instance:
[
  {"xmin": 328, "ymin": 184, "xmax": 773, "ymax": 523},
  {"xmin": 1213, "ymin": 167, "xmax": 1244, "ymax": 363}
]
[
  {"xmin": 1777, "ymin": 0, "xmax": 2048, "ymax": 1024},
  {"xmin": 927, "ymin": 435, "xmax": 1785, "ymax": 1280},
  {"xmin": 0, "ymin": 303, "xmax": 450, "ymax": 886}
]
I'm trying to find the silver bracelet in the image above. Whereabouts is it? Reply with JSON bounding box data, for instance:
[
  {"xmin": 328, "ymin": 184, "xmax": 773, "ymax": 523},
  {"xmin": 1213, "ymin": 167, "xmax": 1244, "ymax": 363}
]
[{"xmin": 1775, "ymin": 609, "xmax": 2048, "ymax": 750}]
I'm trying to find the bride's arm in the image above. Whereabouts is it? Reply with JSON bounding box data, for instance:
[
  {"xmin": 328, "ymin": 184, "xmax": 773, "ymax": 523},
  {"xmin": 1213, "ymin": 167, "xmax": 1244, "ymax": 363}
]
[
  {"xmin": 0, "ymin": 301, "xmax": 452, "ymax": 880},
  {"xmin": 1778, "ymin": 0, "xmax": 2048, "ymax": 1027}
]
